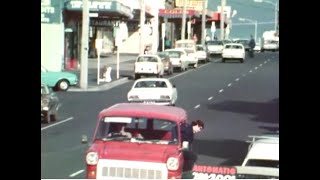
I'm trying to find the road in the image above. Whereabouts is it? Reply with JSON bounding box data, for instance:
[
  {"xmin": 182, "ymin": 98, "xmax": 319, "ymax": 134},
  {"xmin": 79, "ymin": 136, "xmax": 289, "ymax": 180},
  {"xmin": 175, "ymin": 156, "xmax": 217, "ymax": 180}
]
[{"xmin": 41, "ymin": 52, "xmax": 279, "ymax": 179}]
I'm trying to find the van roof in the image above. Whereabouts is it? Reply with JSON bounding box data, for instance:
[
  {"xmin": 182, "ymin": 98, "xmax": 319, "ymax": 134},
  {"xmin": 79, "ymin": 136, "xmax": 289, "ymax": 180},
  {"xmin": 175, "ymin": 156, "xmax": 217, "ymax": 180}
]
[{"xmin": 99, "ymin": 103, "xmax": 188, "ymax": 123}]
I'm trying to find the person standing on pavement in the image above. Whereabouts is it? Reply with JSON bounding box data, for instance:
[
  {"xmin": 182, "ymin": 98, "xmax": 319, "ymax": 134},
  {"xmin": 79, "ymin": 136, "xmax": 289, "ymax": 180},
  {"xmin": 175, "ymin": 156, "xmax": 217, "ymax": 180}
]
[{"xmin": 248, "ymin": 35, "xmax": 256, "ymax": 57}]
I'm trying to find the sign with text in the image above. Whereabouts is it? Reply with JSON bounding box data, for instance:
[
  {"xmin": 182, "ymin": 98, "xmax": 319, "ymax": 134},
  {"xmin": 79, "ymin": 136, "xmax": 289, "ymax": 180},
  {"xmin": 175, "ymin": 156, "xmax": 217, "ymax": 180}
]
[
  {"xmin": 175, "ymin": 0, "xmax": 204, "ymax": 11},
  {"xmin": 41, "ymin": 0, "xmax": 61, "ymax": 24},
  {"xmin": 192, "ymin": 165, "xmax": 237, "ymax": 179}
]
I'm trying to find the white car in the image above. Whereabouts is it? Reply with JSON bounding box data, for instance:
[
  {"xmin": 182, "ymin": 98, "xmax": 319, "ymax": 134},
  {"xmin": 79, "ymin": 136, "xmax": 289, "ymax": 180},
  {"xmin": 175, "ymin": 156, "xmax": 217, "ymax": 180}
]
[
  {"xmin": 165, "ymin": 49, "xmax": 189, "ymax": 72},
  {"xmin": 196, "ymin": 45, "xmax": 209, "ymax": 63},
  {"xmin": 222, "ymin": 43, "xmax": 245, "ymax": 63},
  {"xmin": 242, "ymin": 134, "xmax": 279, "ymax": 168},
  {"xmin": 206, "ymin": 40, "xmax": 224, "ymax": 55},
  {"xmin": 134, "ymin": 54, "xmax": 164, "ymax": 80},
  {"xmin": 127, "ymin": 78, "xmax": 178, "ymax": 106}
]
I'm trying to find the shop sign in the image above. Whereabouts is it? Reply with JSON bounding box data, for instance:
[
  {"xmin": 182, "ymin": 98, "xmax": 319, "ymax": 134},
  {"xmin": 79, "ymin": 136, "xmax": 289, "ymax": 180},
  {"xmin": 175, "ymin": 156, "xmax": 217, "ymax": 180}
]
[
  {"xmin": 41, "ymin": 0, "xmax": 61, "ymax": 24},
  {"xmin": 192, "ymin": 165, "xmax": 237, "ymax": 179}
]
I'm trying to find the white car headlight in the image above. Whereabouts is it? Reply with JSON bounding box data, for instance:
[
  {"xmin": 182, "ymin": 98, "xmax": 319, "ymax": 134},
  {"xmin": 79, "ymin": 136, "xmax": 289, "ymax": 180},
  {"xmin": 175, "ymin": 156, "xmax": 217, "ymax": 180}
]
[
  {"xmin": 86, "ymin": 152, "xmax": 98, "ymax": 165},
  {"xmin": 42, "ymin": 106, "xmax": 49, "ymax": 111},
  {"xmin": 166, "ymin": 157, "xmax": 179, "ymax": 170}
]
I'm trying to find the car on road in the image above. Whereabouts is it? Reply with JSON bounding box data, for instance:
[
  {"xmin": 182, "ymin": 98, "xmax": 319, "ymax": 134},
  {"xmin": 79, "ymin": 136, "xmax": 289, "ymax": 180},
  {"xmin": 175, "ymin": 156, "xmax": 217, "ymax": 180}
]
[
  {"xmin": 222, "ymin": 43, "xmax": 245, "ymax": 63},
  {"xmin": 41, "ymin": 66, "xmax": 78, "ymax": 91},
  {"xmin": 164, "ymin": 49, "xmax": 189, "ymax": 72},
  {"xmin": 127, "ymin": 78, "xmax": 178, "ymax": 106},
  {"xmin": 41, "ymin": 83, "xmax": 59, "ymax": 123},
  {"xmin": 156, "ymin": 52, "xmax": 174, "ymax": 75},
  {"xmin": 233, "ymin": 39, "xmax": 250, "ymax": 51},
  {"xmin": 196, "ymin": 44, "xmax": 209, "ymax": 63},
  {"xmin": 242, "ymin": 134, "xmax": 279, "ymax": 168},
  {"xmin": 206, "ymin": 40, "xmax": 224, "ymax": 56},
  {"xmin": 83, "ymin": 103, "xmax": 190, "ymax": 179},
  {"xmin": 133, "ymin": 54, "xmax": 165, "ymax": 80}
]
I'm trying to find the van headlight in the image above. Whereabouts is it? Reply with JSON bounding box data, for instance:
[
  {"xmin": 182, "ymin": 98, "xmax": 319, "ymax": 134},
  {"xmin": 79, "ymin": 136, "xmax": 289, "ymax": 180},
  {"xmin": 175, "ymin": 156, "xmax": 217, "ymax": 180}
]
[
  {"xmin": 86, "ymin": 152, "xmax": 98, "ymax": 165},
  {"xmin": 166, "ymin": 157, "xmax": 179, "ymax": 170}
]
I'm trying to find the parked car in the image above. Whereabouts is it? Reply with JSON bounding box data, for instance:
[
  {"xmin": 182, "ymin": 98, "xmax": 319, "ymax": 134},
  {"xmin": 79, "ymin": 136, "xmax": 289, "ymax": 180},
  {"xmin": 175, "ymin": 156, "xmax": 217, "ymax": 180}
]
[
  {"xmin": 242, "ymin": 134, "xmax": 279, "ymax": 168},
  {"xmin": 156, "ymin": 52, "xmax": 173, "ymax": 75},
  {"xmin": 134, "ymin": 54, "xmax": 165, "ymax": 80},
  {"xmin": 41, "ymin": 66, "xmax": 78, "ymax": 91},
  {"xmin": 196, "ymin": 44, "xmax": 209, "ymax": 63},
  {"xmin": 164, "ymin": 49, "xmax": 189, "ymax": 72},
  {"xmin": 222, "ymin": 43, "xmax": 246, "ymax": 63},
  {"xmin": 82, "ymin": 103, "xmax": 190, "ymax": 179},
  {"xmin": 41, "ymin": 83, "xmax": 59, "ymax": 123},
  {"xmin": 175, "ymin": 39, "xmax": 198, "ymax": 68},
  {"xmin": 127, "ymin": 78, "xmax": 178, "ymax": 106}
]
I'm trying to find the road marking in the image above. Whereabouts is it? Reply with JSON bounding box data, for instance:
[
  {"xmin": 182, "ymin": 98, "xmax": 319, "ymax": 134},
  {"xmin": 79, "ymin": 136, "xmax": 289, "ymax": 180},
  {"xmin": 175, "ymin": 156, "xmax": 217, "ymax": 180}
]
[
  {"xmin": 235, "ymin": 78, "xmax": 240, "ymax": 81},
  {"xmin": 228, "ymin": 83, "xmax": 232, "ymax": 87},
  {"xmin": 259, "ymin": 64, "xmax": 263, "ymax": 67},
  {"xmin": 219, "ymin": 89, "xmax": 224, "ymax": 93},
  {"xmin": 249, "ymin": 70, "xmax": 253, "ymax": 73},
  {"xmin": 56, "ymin": 103, "xmax": 62, "ymax": 111},
  {"xmin": 267, "ymin": 59, "xmax": 270, "ymax": 61},
  {"xmin": 169, "ymin": 62, "xmax": 211, "ymax": 80},
  {"xmin": 208, "ymin": 97, "xmax": 213, "ymax": 100},
  {"xmin": 264, "ymin": 61, "xmax": 267, "ymax": 64},
  {"xmin": 41, "ymin": 117, "xmax": 74, "ymax": 131},
  {"xmin": 69, "ymin": 169, "xmax": 84, "ymax": 177},
  {"xmin": 255, "ymin": 67, "xmax": 258, "ymax": 70},
  {"xmin": 194, "ymin": 104, "xmax": 200, "ymax": 109},
  {"xmin": 242, "ymin": 74, "xmax": 246, "ymax": 77}
]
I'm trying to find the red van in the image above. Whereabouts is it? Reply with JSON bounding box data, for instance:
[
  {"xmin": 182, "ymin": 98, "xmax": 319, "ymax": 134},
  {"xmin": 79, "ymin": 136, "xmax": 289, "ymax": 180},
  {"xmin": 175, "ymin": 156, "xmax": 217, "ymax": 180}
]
[{"xmin": 84, "ymin": 103, "xmax": 190, "ymax": 179}]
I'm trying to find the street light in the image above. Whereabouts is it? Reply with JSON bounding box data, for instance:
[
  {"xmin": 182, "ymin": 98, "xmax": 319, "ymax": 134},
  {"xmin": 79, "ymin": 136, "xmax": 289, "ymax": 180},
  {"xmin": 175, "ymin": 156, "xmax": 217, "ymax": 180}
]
[
  {"xmin": 238, "ymin": 17, "xmax": 258, "ymax": 42},
  {"xmin": 253, "ymin": 0, "xmax": 278, "ymax": 32}
]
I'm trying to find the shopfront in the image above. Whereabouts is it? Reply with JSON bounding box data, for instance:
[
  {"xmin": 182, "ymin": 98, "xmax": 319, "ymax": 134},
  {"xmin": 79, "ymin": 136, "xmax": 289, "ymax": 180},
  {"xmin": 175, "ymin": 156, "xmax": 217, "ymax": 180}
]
[{"xmin": 63, "ymin": 0, "xmax": 133, "ymax": 70}]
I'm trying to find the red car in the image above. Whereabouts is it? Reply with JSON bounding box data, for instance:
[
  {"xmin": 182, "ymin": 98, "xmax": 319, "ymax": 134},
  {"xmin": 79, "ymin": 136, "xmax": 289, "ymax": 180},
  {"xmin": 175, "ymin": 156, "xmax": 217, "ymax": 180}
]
[{"xmin": 84, "ymin": 103, "xmax": 190, "ymax": 179}]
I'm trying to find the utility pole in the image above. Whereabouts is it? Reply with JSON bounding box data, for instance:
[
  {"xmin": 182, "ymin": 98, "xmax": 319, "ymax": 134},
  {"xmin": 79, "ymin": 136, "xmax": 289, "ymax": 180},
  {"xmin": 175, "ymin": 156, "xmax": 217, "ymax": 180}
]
[
  {"xmin": 80, "ymin": 0, "xmax": 89, "ymax": 89},
  {"xmin": 220, "ymin": 0, "xmax": 226, "ymax": 40},
  {"xmin": 201, "ymin": 0, "xmax": 207, "ymax": 46},
  {"xmin": 181, "ymin": 0, "xmax": 187, "ymax": 40},
  {"xmin": 139, "ymin": 0, "xmax": 145, "ymax": 55},
  {"xmin": 274, "ymin": 2, "xmax": 278, "ymax": 32}
]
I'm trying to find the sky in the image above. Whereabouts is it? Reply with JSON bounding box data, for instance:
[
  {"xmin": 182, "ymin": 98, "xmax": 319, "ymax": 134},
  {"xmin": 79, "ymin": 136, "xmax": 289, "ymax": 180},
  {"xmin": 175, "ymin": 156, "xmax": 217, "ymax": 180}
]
[{"xmin": 207, "ymin": 0, "xmax": 279, "ymax": 39}]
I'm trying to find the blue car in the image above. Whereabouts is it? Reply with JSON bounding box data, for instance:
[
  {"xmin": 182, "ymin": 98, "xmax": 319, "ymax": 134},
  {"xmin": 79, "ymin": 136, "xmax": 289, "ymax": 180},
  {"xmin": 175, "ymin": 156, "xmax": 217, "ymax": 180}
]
[{"xmin": 41, "ymin": 66, "xmax": 78, "ymax": 91}]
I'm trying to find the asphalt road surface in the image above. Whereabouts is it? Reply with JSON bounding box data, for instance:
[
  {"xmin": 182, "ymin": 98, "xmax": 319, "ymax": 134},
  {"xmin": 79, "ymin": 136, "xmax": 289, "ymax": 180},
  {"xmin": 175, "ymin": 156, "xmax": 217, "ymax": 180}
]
[{"xmin": 41, "ymin": 52, "xmax": 279, "ymax": 179}]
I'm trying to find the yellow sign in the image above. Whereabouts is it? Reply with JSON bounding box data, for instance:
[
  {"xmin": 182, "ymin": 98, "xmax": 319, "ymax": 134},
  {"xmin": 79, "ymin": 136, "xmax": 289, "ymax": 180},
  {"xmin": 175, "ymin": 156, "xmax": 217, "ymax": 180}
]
[{"xmin": 175, "ymin": 0, "xmax": 204, "ymax": 11}]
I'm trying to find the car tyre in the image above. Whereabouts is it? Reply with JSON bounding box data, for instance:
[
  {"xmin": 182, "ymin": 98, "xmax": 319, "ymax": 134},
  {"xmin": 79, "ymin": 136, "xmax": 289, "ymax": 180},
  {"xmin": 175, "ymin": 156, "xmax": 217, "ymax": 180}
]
[
  {"xmin": 240, "ymin": 59, "xmax": 244, "ymax": 63},
  {"xmin": 57, "ymin": 79, "xmax": 70, "ymax": 91},
  {"xmin": 44, "ymin": 111, "xmax": 51, "ymax": 123}
]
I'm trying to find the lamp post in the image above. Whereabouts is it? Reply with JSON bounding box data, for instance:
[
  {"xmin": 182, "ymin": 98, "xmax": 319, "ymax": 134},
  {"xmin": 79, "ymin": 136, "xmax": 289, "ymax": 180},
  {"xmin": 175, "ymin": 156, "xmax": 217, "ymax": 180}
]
[
  {"xmin": 253, "ymin": 0, "xmax": 277, "ymax": 32},
  {"xmin": 238, "ymin": 17, "xmax": 258, "ymax": 42}
]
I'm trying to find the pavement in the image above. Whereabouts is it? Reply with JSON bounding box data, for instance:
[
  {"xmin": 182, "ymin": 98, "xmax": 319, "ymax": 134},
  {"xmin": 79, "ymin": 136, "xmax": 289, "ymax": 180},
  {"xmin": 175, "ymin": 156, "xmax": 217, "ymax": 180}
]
[{"xmin": 66, "ymin": 53, "xmax": 137, "ymax": 92}]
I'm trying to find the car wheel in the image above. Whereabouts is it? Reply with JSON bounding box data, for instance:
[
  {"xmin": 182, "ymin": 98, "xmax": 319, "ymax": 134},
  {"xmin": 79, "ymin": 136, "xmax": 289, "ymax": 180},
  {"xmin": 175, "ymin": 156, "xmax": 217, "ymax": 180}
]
[
  {"xmin": 222, "ymin": 58, "xmax": 226, "ymax": 63},
  {"xmin": 50, "ymin": 112, "xmax": 58, "ymax": 121},
  {"xmin": 240, "ymin": 59, "xmax": 244, "ymax": 63},
  {"xmin": 57, "ymin": 80, "xmax": 70, "ymax": 91},
  {"xmin": 44, "ymin": 111, "xmax": 51, "ymax": 123}
]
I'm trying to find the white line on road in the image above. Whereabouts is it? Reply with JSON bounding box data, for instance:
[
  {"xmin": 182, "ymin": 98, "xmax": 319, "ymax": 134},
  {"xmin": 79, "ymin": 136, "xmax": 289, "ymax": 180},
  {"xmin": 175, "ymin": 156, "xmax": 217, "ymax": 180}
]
[
  {"xmin": 264, "ymin": 61, "xmax": 267, "ymax": 64},
  {"xmin": 208, "ymin": 97, "xmax": 213, "ymax": 101},
  {"xmin": 242, "ymin": 74, "xmax": 246, "ymax": 77},
  {"xmin": 228, "ymin": 83, "xmax": 232, "ymax": 87},
  {"xmin": 69, "ymin": 169, "xmax": 84, "ymax": 177},
  {"xmin": 249, "ymin": 70, "xmax": 253, "ymax": 73},
  {"xmin": 219, "ymin": 89, "xmax": 224, "ymax": 93},
  {"xmin": 41, "ymin": 117, "xmax": 74, "ymax": 131},
  {"xmin": 267, "ymin": 59, "xmax": 270, "ymax": 61},
  {"xmin": 235, "ymin": 78, "xmax": 240, "ymax": 81},
  {"xmin": 255, "ymin": 67, "xmax": 258, "ymax": 70},
  {"xmin": 259, "ymin": 64, "xmax": 263, "ymax": 67},
  {"xmin": 194, "ymin": 104, "xmax": 200, "ymax": 109}
]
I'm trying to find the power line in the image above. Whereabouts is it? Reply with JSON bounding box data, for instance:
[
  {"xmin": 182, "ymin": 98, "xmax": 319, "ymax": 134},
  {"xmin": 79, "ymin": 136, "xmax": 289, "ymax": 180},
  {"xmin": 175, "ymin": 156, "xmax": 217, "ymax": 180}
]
[{"xmin": 232, "ymin": 21, "xmax": 275, "ymax": 25}]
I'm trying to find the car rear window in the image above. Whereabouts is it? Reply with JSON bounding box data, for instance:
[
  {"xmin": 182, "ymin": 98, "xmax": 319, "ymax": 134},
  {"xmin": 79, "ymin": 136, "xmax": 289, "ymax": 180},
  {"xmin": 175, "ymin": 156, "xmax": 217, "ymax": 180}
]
[{"xmin": 137, "ymin": 57, "xmax": 158, "ymax": 63}]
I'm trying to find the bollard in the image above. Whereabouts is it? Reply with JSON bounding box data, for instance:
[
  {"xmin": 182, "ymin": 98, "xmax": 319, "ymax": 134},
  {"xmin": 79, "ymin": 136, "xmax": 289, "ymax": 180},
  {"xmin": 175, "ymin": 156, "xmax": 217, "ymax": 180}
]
[{"xmin": 105, "ymin": 66, "xmax": 112, "ymax": 82}]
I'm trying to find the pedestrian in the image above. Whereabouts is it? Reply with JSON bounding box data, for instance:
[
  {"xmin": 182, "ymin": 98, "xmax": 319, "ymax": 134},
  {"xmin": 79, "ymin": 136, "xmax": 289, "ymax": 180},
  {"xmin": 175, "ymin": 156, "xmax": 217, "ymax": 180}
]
[
  {"xmin": 180, "ymin": 119, "xmax": 204, "ymax": 151},
  {"xmin": 248, "ymin": 35, "xmax": 256, "ymax": 57},
  {"xmin": 180, "ymin": 119, "xmax": 204, "ymax": 171},
  {"xmin": 193, "ymin": 34, "xmax": 198, "ymax": 44}
]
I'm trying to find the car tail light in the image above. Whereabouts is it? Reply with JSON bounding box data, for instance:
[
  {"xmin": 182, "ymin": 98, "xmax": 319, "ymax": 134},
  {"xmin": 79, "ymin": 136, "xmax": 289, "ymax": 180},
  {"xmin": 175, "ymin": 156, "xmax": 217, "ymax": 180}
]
[{"xmin": 86, "ymin": 165, "xmax": 97, "ymax": 179}]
